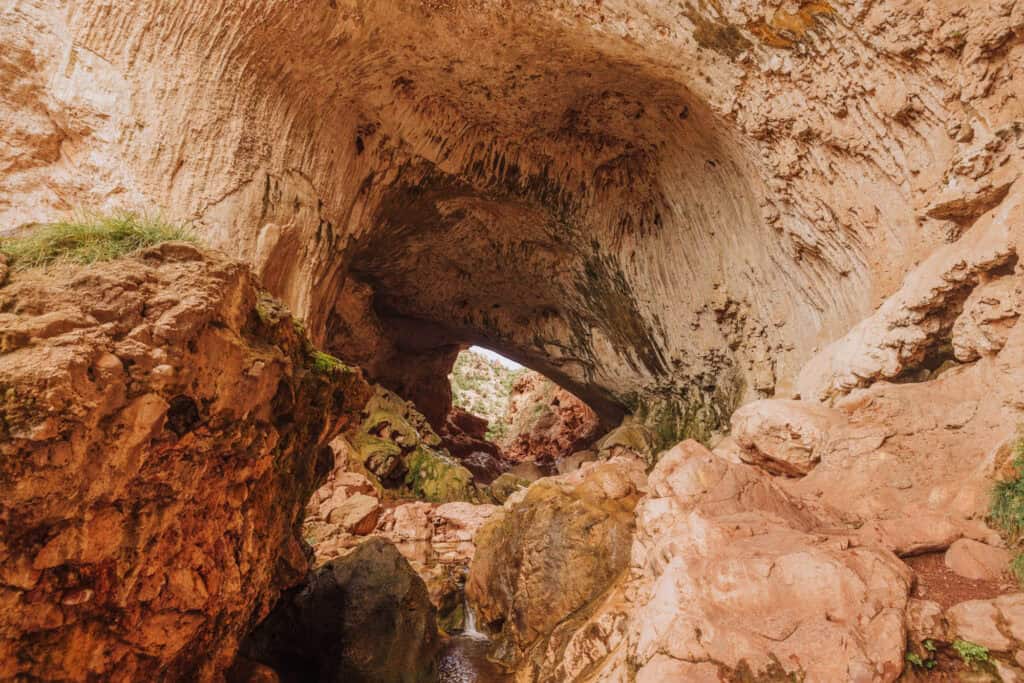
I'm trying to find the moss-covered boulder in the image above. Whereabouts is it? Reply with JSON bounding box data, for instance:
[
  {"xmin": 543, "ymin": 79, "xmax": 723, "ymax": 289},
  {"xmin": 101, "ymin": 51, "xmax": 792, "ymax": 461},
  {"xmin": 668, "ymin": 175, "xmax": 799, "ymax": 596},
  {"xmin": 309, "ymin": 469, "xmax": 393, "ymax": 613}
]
[
  {"xmin": 365, "ymin": 387, "xmax": 443, "ymax": 447},
  {"xmin": 405, "ymin": 445, "xmax": 477, "ymax": 503},
  {"xmin": 349, "ymin": 387, "xmax": 482, "ymax": 503},
  {"xmin": 352, "ymin": 432, "xmax": 405, "ymax": 481},
  {"xmin": 489, "ymin": 472, "xmax": 530, "ymax": 504},
  {"xmin": 364, "ymin": 408, "xmax": 421, "ymax": 448}
]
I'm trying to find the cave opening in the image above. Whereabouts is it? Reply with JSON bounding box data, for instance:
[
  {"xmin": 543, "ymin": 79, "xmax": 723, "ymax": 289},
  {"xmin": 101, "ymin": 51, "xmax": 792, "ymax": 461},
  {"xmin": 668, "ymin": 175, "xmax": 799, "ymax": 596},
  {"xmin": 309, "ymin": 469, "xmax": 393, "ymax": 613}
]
[
  {"xmin": 274, "ymin": 60, "xmax": 786, "ymax": 679},
  {"xmin": 446, "ymin": 345, "xmax": 603, "ymax": 483}
]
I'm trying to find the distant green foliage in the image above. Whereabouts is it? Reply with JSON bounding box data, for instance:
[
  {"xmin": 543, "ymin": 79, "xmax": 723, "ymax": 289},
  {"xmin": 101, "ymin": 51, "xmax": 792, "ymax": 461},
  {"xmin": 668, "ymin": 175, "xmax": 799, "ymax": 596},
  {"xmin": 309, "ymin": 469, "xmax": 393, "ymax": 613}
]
[
  {"xmin": 0, "ymin": 210, "xmax": 195, "ymax": 270},
  {"xmin": 991, "ymin": 438, "xmax": 1024, "ymax": 540},
  {"xmin": 448, "ymin": 350, "xmax": 526, "ymax": 440},
  {"xmin": 952, "ymin": 639, "xmax": 989, "ymax": 668}
]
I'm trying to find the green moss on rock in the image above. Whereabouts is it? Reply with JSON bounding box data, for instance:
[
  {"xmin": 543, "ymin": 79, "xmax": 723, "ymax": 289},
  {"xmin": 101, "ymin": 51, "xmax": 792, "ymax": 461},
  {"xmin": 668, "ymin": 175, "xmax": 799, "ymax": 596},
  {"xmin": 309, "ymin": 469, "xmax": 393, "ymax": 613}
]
[
  {"xmin": 363, "ymin": 409, "xmax": 420, "ymax": 448},
  {"xmin": 347, "ymin": 386, "xmax": 484, "ymax": 503},
  {"xmin": 404, "ymin": 445, "xmax": 476, "ymax": 503},
  {"xmin": 352, "ymin": 432, "xmax": 404, "ymax": 480},
  {"xmin": 309, "ymin": 350, "xmax": 351, "ymax": 376}
]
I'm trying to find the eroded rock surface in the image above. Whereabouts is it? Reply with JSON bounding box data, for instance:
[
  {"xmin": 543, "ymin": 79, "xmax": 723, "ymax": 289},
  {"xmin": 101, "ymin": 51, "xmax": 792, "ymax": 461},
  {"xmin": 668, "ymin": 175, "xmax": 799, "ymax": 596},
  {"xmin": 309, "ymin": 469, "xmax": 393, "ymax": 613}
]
[
  {"xmin": 0, "ymin": 245, "xmax": 371, "ymax": 681},
  {"xmin": 466, "ymin": 456, "xmax": 646, "ymax": 668},
  {"xmin": 6, "ymin": 0, "xmax": 1021, "ymax": 439},
  {"xmin": 519, "ymin": 441, "xmax": 913, "ymax": 682},
  {"xmin": 498, "ymin": 371, "xmax": 601, "ymax": 466}
]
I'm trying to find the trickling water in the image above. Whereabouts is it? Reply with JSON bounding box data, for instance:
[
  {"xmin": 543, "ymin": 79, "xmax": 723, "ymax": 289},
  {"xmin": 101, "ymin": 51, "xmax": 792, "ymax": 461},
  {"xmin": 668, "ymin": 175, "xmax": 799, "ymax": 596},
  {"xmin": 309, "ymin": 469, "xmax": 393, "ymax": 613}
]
[
  {"xmin": 436, "ymin": 599, "xmax": 511, "ymax": 683},
  {"xmin": 461, "ymin": 598, "xmax": 486, "ymax": 640}
]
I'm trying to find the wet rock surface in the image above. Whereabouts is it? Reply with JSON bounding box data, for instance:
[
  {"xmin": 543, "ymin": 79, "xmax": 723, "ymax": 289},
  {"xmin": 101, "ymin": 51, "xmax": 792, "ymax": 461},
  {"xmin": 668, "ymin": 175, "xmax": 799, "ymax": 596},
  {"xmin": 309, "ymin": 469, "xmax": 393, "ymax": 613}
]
[{"xmin": 466, "ymin": 457, "xmax": 646, "ymax": 667}]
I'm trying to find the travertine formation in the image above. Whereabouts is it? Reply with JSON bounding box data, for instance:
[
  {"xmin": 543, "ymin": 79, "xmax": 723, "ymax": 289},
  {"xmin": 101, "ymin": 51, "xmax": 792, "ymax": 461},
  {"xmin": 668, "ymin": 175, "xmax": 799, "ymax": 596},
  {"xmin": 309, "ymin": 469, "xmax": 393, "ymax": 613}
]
[
  {"xmin": 3, "ymin": 0, "xmax": 1024, "ymax": 681},
  {"xmin": 5, "ymin": 0, "xmax": 1020, "ymax": 436},
  {"xmin": 0, "ymin": 245, "xmax": 371, "ymax": 681}
]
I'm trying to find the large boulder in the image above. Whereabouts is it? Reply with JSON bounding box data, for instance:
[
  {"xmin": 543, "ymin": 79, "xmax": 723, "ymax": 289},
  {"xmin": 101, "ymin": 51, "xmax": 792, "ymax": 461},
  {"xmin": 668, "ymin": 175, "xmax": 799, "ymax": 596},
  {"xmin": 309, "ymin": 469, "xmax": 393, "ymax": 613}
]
[
  {"xmin": 948, "ymin": 595, "xmax": 1024, "ymax": 654},
  {"xmin": 628, "ymin": 441, "xmax": 913, "ymax": 681},
  {"xmin": 0, "ymin": 244, "xmax": 372, "ymax": 681},
  {"xmin": 944, "ymin": 539, "xmax": 1011, "ymax": 581},
  {"xmin": 522, "ymin": 441, "xmax": 915, "ymax": 682},
  {"xmin": 238, "ymin": 537, "xmax": 441, "ymax": 683},
  {"xmin": 730, "ymin": 398, "xmax": 845, "ymax": 476},
  {"xmin": 466, "ymin": 456, "xmax": 646, "ymax": 666}
]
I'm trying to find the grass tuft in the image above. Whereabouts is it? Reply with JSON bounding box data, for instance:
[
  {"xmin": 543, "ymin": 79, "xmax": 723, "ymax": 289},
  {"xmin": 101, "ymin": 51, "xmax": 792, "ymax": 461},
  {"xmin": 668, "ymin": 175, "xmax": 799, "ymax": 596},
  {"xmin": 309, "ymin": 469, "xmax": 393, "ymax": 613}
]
[
  {"xmin": 952, "ymin": 639, "xmax": 989, "ymax": 668},
  {"xmin": 0, "ymin": 210, "xmax": 195, "ymax": 271},
  {"xmin": 990, "ymin": 437, "xmax": 1024, "ymax": 541}
]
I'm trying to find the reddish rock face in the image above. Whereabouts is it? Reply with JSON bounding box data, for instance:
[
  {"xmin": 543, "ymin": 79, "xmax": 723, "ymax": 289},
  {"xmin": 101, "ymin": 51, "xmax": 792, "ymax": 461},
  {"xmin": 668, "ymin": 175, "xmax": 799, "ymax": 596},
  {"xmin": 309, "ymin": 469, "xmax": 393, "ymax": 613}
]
[
  {"xmin": 499, "ymin": 372, "xmax": 602, "ymax": 466},
  {"xmin": 0, "ymin": 245, "xmax": 371, "ymax": 681},
  {"xmin": 439, "ymin": 408, "xmax": 506, "ymax": 484}
]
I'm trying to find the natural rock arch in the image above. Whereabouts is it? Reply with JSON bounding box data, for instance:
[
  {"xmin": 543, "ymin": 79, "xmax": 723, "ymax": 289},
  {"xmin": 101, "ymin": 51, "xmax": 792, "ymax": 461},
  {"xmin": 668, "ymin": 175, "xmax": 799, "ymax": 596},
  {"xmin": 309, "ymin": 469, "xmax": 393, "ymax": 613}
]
[{"xmin": 4, "ymin": 0, "xmax": 1019, "ymax": 435}]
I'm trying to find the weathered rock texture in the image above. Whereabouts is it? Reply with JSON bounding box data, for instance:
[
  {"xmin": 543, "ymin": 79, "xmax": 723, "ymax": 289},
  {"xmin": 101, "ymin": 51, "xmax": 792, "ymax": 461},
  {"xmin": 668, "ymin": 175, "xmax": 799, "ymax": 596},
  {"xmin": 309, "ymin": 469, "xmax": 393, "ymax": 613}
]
[
  {"xmin": 499, "ymin": 371, "xmax": 602, "ymax": 465},
  {"xmin": 466, "ymin": 456, "xmax": 646, "ymax": 669},
  {"xmin": 0, "ymin": 245, "xmax": 371, "ymax": 681},
  {"xmin": 4, "ymin": 1, "xmax": 1024, "ymax": 680},
  {"xmin": 6, "ymin": 0, "xmax": 1021, "ymax": 438},
  {"xmin": 512, "ymin": 441, "xmax": 914, "ymax": 682}
]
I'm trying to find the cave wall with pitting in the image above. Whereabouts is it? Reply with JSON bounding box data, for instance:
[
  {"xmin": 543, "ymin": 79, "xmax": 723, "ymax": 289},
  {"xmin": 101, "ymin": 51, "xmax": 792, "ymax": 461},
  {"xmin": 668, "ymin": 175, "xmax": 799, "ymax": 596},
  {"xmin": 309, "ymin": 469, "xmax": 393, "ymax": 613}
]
[{"xmin": 3, "ymin": 0, "xmax": 1021, "ymax": 436}]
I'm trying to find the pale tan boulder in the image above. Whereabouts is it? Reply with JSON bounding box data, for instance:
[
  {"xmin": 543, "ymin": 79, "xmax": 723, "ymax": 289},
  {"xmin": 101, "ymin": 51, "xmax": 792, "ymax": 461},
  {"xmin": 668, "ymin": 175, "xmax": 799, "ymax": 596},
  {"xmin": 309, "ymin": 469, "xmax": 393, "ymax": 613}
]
[
  {"xmin": 906, "ymin": 599, "xmax": 946, "ymax": 644},
  {"xmin": 953, "ymin": 275, "xmax": 1020, "ymax": 362},
  {"xmin": 324, "ymin": 493, "xmax": 381, "ymax": 535},
  {"xmin": 555, "ymin": 449, "xmax": 598, "ymax": 474},
  {"xmin": 628, "ymin": 440, "xmax": 912, "ymax": 682},
  {"xmin": 947, "ymin": 596, "xmax": 1024, "ymax": 652},
  {"xmin": 730, "ymin": 399, "xmax": 845, "ymax": 476},
  {"xmin": 431, "ymin": 502, "xmax": 499, "ymax": 544},
  {"xmin": 944, "ymin": 539, "xmax": 1011, "ymax": 581},
  {"xmin": 314, "ymin": 496, "xmax": 498, "ymax": 633}
]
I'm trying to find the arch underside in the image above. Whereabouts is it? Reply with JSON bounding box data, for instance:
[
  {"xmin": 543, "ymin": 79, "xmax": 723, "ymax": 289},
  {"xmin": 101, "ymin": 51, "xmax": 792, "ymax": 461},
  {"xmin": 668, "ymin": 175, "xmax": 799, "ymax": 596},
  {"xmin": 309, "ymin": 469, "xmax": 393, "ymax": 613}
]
[{"xmin": 10, "ymin": 0, "xmax": 960, "ymax": 435}]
